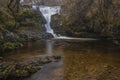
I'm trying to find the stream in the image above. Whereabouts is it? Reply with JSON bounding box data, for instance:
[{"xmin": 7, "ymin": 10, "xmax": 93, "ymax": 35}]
[
  {"xmin": 4, "ymin": 39, "xmax": 120, "ymax": 80},
  {"xmin": 4, "ymin": 2, "xmax": 120, "ymax": 80}
]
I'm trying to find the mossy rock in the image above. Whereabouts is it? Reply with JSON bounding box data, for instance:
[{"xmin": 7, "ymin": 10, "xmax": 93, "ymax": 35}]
[{"xmin": 2, "ymin": 42, "xmax": 23, "ymax": 51}]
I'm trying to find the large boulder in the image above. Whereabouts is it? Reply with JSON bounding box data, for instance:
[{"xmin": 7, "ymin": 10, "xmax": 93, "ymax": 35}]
[
  {"xmin": 51, "ymin": 14, "xmax": 66, "ymax": 36},
  {"xmin": 41, "ymin": 32, "xmax": 54, "ymax": 39}
]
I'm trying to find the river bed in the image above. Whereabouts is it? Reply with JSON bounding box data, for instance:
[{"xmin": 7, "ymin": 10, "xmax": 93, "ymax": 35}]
[{"xmin": 3, "ymin": 39, "xmax": 120, "ymax": 80}]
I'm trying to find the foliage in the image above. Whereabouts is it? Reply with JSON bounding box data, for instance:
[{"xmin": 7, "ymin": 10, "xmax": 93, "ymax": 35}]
[
  {"xmin": 62, "ymin": 0, "xmax": 120, "ymax": 39},
  {"xmin": 17, "ymin": 8, "xmax": 45, "ymax": 29},
  {"xmin": 0, "ymin": 2, "xmax": 44, "ymax": 53},
  {"xmin": 0, "ymin": 0, "xmax": 44, "ymax": 31}
]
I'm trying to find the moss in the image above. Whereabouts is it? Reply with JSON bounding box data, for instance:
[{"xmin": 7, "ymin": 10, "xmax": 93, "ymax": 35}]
[
  {"xmin": 18, "ymin": 9, "xmax": 34, "ymax": 18},
  {"xmin": 4, "ymin": 20, "xmax": 16, "ymax": 30},
  {"xmin": 0, "ymin": 24, "xmax": 6, "ymax": 32},
  {"xmin": 16, "ymin": 8, "xmax": 44, "ymax": 30},
  {"xmin": 0, "ymin": 5, "xmax": 44, "ymax": 32},
  {"xmin": 10, "ymin": 65, "xmax": 38, "ymax": 78},
  {"xmin": 0, "ymin": 7, "xmax": 16, "ymax": 31},
  {"xmin": 1, "ymin": 65, "xmax": 15, "ymax": 79},
  {"xmin": 2, "ymin": 42, "xmax": 23, "ymax": 51}
]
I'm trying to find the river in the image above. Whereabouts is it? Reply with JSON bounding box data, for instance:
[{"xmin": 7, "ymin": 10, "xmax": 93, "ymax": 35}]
[{"xmin": 3, "ymin": 39, "xmax": 120, "ymax": 80}]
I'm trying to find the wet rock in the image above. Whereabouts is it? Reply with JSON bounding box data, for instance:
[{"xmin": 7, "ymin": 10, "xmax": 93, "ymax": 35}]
[
  {"xmin": 0, "ymin": 57, "xmax": 3, "ymax": 60},
  {"xmin": 42, "ymin": 33, "xmax": 54, "ymax": 39},
  {"xmin": 0, "ymin": 55, "xmax": 62, "ymax": 80},
  {"xmin": 113, "ymin": 40, "xmax": 120, "ymax": 45},
  {"xmin": 22, "ymin": 0, "xmax": 63, "ymax": 6},
  {"xmin": 17, "ymin": 30, "xmax": 42, "ymax": 41},
  {"xmin": 0, "ymin": 32, "xmax": 3, "ymax": 40},
  {"xmin": 53, "ymin": 55, "xmax": 61, "ymax": 60},
  {"xmin": 0, "ymin": 57, "xmax": 3, "ymax": 63},
  {"xmin": 40, "ymin": 57, "xmax": 52, "ymax": 64},
  {"xmin": 51, "ymin": 14, "xmax": 66, "ymax": 36},
  {"xmin": 3, "ymin": 32, "xmax": 19, "ymax": 42},
  {"xmin": 43, "ymin": 56, "xmax": 62, "ymax": 62},
  {"xmin": 17, "ymin": 30, "xmax": 54, "ymax": 40}
]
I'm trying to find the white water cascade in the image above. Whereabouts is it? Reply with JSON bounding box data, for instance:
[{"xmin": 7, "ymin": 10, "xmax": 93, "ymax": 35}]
[
  {"xmin": 39, "ymin": 6, "xmax": 61, "ymax": 37},
  {"xmin": 20, "ymin": 0, "xmax": 24, "ymax": 4}
]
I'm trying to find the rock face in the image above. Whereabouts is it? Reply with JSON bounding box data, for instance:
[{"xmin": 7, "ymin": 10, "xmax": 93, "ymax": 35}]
[
  {"xmin": 0, "ymin": 30, "xmax": 53, "ymax": 43},
  {"xmin": 22, "ymin": 0, "xmax": 63, "ymax": 6},
  {"xmin": 51, "ymin": 14, "xmax": 66, "ymax": 36},
  {"xmin": 43, "ymin": 0, "xmax": 63, "ymax": 6}
]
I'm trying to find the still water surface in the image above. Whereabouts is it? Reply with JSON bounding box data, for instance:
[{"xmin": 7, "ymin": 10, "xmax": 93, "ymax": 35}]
[{"xmin": 4, "ymin": 39, "xmax": 120, "ymax": 80}]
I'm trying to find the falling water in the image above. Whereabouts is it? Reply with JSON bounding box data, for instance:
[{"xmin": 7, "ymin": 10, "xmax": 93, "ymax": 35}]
[
  {"xmin": 20, "ymin": 0, "xmax": 24, "ymax": 4},
  {"xmin": 39, "ymin": 6, "xmax": 61, "ymax": 37}
]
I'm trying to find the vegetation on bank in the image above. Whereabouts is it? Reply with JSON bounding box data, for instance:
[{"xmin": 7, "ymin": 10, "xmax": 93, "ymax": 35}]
[
  {"xmin": 61, "ymin": 0, "xmax": 120, "ymax": 39},
  {"xmin": 0, "ymin": 0, "xmax": 45, "ymax": 54}
]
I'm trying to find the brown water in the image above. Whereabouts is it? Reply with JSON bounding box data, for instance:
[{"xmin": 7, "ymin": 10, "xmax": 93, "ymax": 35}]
[{"xmin": 4, "ymin": 39, "xmax": 120, "ymax": 80}]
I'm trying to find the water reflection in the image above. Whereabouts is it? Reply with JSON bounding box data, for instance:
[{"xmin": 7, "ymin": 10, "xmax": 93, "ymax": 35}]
[
  {"xmin": 4, "ymin": 40, "xmax": 63, "ymax": 62},
  {"xmin": 46, "ymin": 40, "xmax": 54, "ymax": 55},
  {"xmin": 45, "ymin": 40, "xmax": 64, "ymax": 56}
]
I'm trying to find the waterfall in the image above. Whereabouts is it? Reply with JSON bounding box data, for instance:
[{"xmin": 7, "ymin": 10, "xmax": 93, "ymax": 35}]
[
  {"xmin": 32, "ymin": 6, "xmax": 61, "ymax": 37},
  {"xmin": 20, "ymin": 0, "xmax": 60, "ymax": 38},
  {"xmin": 21, "ymin": 1, "xmax": 97, "ymax": 40},
  {"xmin": 39, "ymin": 6, "xmax": 61, "ymax": 38}
]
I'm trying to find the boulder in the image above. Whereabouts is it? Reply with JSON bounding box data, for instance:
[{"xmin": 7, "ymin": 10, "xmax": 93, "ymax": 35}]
[
  {"xmin": 0, "ymin": 57, "xmax": 3, "ymax": 60},
  {"xmin": 42, "ymin": 32, "xmax": 54, "ymax": 39},
  {"xmin": 51, "ymin": 14, "xmax": 66, "ymax": 36}
]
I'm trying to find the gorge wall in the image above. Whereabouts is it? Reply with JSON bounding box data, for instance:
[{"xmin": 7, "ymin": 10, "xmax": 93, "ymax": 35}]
[
  {"xmin": 58, "ymin": 0, "xmax": 120, "ymax": 38},
  {"xmin": 0, "ymin": 0, "xmax": 53, "ymax": 53}
]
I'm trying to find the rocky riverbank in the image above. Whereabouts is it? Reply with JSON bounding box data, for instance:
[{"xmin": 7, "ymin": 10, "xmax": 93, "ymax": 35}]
[
  {"xmin": 0, "ymin": 55, "xmax": 61, "ymax": 80},
  {"xmin": 0, "ymin": 4, "xmax": 54, "ymax": 54},
  {"xmin": 0, "ymin": 27, "xmax": 54, "ymax": 54}
]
